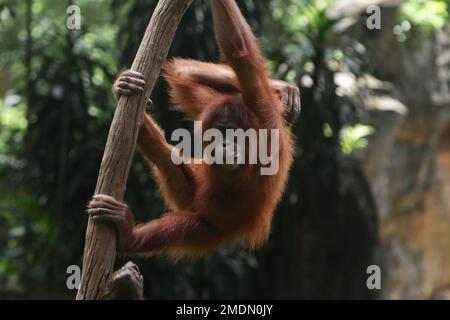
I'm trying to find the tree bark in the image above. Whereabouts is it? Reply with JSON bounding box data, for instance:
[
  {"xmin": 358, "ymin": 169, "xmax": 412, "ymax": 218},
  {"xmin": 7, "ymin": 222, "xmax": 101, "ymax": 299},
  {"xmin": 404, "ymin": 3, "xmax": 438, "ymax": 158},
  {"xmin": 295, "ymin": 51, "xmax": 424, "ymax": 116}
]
[{"xmin": 76, "ymin": 0, "xmax": 192, "ymax": 300}]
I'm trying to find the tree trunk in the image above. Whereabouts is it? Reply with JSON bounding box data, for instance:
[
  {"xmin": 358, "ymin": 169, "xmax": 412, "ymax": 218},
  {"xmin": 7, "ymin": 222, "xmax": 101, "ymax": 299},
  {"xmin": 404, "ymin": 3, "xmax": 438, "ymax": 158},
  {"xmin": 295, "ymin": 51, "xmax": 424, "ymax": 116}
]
[{"xmin": 76, "ymin": 0, "xmax": 193, "ymax": 300}]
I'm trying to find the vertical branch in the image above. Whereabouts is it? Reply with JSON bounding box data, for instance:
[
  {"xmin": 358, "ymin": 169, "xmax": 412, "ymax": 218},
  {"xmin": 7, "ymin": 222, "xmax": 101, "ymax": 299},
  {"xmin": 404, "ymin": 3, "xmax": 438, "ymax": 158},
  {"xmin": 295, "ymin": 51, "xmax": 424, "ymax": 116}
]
[{"xmin": 76, "ymin": 0, "xmax": 192, "ymax": 300}]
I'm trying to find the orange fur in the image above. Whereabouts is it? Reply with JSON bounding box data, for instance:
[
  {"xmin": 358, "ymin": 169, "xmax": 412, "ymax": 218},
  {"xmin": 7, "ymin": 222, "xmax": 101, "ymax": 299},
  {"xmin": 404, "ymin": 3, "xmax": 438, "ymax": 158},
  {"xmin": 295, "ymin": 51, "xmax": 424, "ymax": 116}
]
[{"xmin": 122, "ymin": 0, "xmax": 294, "ymax": 260}]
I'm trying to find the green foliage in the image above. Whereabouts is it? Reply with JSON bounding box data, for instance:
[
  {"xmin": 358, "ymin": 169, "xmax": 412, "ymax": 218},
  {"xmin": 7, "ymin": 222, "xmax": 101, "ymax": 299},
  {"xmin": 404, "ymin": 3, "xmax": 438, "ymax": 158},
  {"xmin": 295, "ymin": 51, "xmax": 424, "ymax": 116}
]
[
  {"xmin": 0, "ymin": 97, "xmax": 27, "ymax": 157},
  {"xmin": 0, "ymin": 192, "xmax": 55, "ymax": 296},
  {"xmin": 0, "ymin": 0, "xmax": 120, "ymax": 295},
  {"xmin": 401, "ymin": 0, "xmax": 448, "ymax": 32},
  {"xmin": 340, "ymin": 124, "xmax": 374, "ymax": 156}
]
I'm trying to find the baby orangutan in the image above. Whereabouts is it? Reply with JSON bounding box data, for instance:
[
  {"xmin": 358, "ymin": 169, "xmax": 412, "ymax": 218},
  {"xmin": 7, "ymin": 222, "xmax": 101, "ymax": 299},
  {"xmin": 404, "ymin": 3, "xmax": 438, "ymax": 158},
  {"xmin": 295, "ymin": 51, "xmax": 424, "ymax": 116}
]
[{"xmin": 87, "ymin": 0, "xmax": 299, "ymax": 259}]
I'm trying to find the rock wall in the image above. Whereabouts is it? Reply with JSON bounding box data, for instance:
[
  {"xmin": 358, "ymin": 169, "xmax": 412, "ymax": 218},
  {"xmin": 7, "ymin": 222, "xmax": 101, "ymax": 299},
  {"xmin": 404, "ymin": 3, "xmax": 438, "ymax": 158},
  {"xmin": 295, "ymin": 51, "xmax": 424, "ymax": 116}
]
[
  {"xmin": 333, "ymin": 0, "xmax": 450, "ymax": 299},
  {"xmin": 384, "ymin": 124, "xmax": 450, "ymax": 298}
]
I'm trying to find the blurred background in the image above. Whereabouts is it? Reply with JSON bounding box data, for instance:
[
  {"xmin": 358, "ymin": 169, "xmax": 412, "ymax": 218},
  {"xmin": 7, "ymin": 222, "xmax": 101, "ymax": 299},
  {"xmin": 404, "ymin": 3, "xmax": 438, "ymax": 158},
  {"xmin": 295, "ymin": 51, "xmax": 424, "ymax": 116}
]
[{"xmin": 0, "ymin": 0, "xmax": 449, "ymax": 299}]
